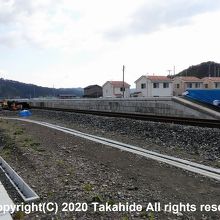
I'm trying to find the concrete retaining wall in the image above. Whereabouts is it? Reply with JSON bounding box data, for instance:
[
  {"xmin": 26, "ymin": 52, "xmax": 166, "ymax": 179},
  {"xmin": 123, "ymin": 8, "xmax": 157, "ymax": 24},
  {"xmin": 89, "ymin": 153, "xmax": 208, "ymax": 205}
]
[{"xmin": 30, "ymin": 97, "xmax": 217, "ymax": 119}]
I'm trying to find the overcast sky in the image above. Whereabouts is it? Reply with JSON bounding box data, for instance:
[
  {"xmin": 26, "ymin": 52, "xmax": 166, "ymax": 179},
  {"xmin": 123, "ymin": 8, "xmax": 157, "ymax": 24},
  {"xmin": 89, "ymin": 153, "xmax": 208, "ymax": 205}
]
[{"xmin": 1, "ymin": 0, "xmax": 220, "ymax": 88}]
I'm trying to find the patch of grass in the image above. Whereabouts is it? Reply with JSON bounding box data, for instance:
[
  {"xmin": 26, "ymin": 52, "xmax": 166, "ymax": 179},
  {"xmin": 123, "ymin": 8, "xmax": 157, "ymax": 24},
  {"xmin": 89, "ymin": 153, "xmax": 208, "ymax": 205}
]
[
  {"xmin": 139, "ymin": 208, "xmax": 148, "ymax": 218},
  {"xmin": 22, "ymin": 138, "xmax": 32, "ymax": 148},
  {"xmin": 1, "ymin": 148, "xmax": 12, "ymax": 157},
  {"xmin": 30, "ymin": 142, "xmax": 40, "ymax": 147},
  {"xmin": 148, "ymin": 211, "xmax": 155, "ymax": 220},
  {"xmin": 91, "ymin": 194, "xmax": 103, "ymax": 203},
  {"xmin": 22, "ymin": 138, "xmax": 43, "ymax": 151},
  {"xmin": 83, "ymin": 183, "xmax": 93, "ymax": 192},
  {"xmin": 1, "ymin": 136, "xmax": 14, "ymax": 157},
  {"xmin": 106, "ymin": 199, "xmax": 115, "ymax": 206},
  {"xmin": 47, "ymin": 190, "xmax": 54, "ymax": 198},
  {"xmin": 214, "ymin": 160, "xmax": 220, "ymax": 168},
  {"xmin": 56, "ymin": 159, "xmax": 66, "ymax": 168},
  {"xmin": 121, "ymin": 215, "xmax": 129, "ymax": 220},
  {"xmin": 13, "ymin": 211, "xmax": 25, "ymax": 220},
  {"xmin": 23, "ymin": 138, "xmax": 32, "ymax": 143},
  {"xmin": 13, "ymin": 128, "xmax": 25, "ymax": 135},
  {"xmin": 30, "ymin": 142, "xmax": 44, "ymax": 152},
  {"xmin": 67, "ymin": 167, "xmax": 74, "ymax": 176}
]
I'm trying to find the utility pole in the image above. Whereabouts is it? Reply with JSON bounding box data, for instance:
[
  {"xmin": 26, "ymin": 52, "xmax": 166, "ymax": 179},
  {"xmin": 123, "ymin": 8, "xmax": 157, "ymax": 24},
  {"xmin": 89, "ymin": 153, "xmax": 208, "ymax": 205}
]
[
  {"xmin": 53, "ymin": 84, "xmax": 55, "ymax": 98},
  {"xmin": 173, "ymin": 65, "xmax": 176, "ymax": 76},
  {"xmin": 34, "ymin": 87, "xmax": 36, "ymax": 98},
  {"xmin": 167, "ymin": 69, "xmax": 172, "ymax": 76},
  {"xmin": 122, "ymin": 65, "xmax": 125, "ymax": 98},
  {"xmin": 208, "ymin": 63, "xmax": 211, "ymax": 77},
  {"xmin": 214, "ymin": 64, "xmax": 216, "ymax": 77}
]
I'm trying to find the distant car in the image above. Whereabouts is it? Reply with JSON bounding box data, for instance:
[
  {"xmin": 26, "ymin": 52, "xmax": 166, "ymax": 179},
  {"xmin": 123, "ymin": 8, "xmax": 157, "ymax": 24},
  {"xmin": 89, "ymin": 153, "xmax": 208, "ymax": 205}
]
[{"xmin": 213, "ymin": 100, "xmax": 220, "ymax": 107}]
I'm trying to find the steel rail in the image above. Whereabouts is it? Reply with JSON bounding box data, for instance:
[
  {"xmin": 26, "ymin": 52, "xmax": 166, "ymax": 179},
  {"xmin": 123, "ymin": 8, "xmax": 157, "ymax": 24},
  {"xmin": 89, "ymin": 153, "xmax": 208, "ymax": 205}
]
[
  {"xmin": 2, "ymin": 117, "xmax": 220, "ymax": 181},
  {"xmin": 30, "ymin": 107, "xmax": 220, "ymax": 128}
]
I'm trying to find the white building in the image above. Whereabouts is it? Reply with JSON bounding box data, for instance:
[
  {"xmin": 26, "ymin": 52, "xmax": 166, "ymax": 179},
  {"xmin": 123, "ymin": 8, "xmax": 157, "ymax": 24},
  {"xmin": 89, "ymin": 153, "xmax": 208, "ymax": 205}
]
[
  {"xmin": 135, "ymin": 75, "xmax": 173, "ymax": 97},
  {"xmin": 102, "ymin": 81, "xmax": 130, "ymax": 98}
]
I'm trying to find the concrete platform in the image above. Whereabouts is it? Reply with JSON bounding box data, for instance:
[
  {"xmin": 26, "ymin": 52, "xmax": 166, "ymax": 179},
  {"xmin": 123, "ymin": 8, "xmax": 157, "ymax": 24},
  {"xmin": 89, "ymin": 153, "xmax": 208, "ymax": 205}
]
[{"xmin": 0, "ymin": 181, "xmax": 13, "ymax": 220}]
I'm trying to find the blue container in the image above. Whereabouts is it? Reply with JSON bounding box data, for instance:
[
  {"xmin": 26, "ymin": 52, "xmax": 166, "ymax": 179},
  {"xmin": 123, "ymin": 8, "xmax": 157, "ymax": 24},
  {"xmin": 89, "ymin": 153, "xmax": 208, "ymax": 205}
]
[{"xmin": 19, "ymin": 110, "xmax": 32, "ymax": 117}]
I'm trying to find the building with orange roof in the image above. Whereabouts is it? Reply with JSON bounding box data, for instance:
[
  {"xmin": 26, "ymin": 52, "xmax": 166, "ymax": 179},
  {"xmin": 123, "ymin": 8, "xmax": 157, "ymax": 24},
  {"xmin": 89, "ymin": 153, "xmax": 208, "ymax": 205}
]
[
  {"xmin": 202, "ymin": 77, "xmax": 220, "ymax": 89},
  {"xmin": 135, "ymin": 75, "xmax": 173, "ymax": 97},
  {"xmin": 102, "ymin": 81, "xmax": 130, "ymax": 98},
  {"xmin": 173, "ymin": 76, "xmax": 203, "ymax": 96}
]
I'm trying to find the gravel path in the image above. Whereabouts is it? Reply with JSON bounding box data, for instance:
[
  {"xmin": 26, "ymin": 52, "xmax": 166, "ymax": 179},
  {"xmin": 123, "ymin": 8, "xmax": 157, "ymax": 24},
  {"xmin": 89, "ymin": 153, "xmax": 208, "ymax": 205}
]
[
  {"xmin": 0, "ymin": 110, "xmax": 220, "ymax": 219},
  {"xmin": 20, "ymin": 109, "xmax": 220, "ymax": 167}
]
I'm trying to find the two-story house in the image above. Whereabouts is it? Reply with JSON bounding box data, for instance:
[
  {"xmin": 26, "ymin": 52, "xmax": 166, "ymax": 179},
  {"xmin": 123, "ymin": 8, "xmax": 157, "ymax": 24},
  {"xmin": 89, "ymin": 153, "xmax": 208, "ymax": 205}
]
[
  {"xmin": 84, "ymin": 85, "xmax": 103, "ymax": 98},
  {"xmin": 135, "ymin": 75, "xmax": 173, "ymax": 97},
  {"xmin": 102, "ymin": 81, "xmax": 130, "ymax": 98},
  {"xmin": 173, "ymin": 76, "xmax": 203, "ymax": 96},
  {"xmin": 202, "ymin": 77, "xmax": 220, "ymax": 89}
]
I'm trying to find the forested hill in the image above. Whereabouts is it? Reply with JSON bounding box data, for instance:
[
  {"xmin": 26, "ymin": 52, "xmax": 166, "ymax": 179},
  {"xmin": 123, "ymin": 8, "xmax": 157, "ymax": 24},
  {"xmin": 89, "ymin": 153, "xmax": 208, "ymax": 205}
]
[
  {"xmin": 0, "ymin": 78, "xmax": 83, "ymax": 98},
  {"xmin": 176, "ymin": 61, "xmax": 220, "ymax": 78}
]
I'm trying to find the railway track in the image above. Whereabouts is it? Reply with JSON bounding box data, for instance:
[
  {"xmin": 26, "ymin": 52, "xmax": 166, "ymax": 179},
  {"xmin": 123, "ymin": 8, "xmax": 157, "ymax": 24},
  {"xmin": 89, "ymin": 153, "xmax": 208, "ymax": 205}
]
[
  {"xmin": 31, "ymin": 107, "xmax": 220, "ymax": 128},
  {"xmin": 2, "ymin": 117, "xmax": 220, "ymax": 181}
]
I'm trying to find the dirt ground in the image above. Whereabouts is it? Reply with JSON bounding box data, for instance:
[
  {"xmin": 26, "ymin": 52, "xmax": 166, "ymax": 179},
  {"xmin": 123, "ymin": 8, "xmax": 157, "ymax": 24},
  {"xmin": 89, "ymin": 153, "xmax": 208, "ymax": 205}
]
[{"xmin": 0, "ymin": 116, "xmax": 220, "ymax": 220}]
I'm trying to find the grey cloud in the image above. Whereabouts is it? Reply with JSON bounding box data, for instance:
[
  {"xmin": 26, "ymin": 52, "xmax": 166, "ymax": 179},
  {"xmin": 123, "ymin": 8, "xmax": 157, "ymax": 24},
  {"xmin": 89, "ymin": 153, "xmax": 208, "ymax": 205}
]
[
  {"xmin": 0, "ymin": 0, "xmax": 33, "ymax": 47},
  {"xmin": 0, "ymin": 0, "xmax": 60, "ymax": 47},
  {"xmin": 105, "ymin": 0, "xmax": 220, "ymax": 40}
]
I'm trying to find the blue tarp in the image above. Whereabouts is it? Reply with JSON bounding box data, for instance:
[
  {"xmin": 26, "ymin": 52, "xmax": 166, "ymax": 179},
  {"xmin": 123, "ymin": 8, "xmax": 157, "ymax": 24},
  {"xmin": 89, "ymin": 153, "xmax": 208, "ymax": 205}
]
[
  {"xmin": 19, "ymin": 110, "xmax": 32, "ymax": 117},
  {"xmin": 184, "ymin": 89, "xmax": 220, "ymax": 106}
]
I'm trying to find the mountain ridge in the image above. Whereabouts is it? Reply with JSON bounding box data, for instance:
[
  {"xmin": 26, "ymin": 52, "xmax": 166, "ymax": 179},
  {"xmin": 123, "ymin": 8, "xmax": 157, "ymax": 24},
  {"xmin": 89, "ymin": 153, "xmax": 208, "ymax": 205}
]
[
  {"xmin": 0, "ymin": 78, "xmax": 83, "ymax": 99},
  {"xmin": 175, "ymin": 61, "xmax": 220, "ymax": 78}
]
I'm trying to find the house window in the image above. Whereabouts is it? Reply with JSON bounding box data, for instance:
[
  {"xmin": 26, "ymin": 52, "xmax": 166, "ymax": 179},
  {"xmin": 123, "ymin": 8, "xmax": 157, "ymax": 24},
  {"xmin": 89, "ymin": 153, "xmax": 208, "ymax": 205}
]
[
  {"xmin": 120, "ymin": 87, "xmax": 125, "ymax": 91},
  {"xmin": 195, "ymin": 83, "xmax": 200, "ymax": 88},
  {"xmin": 153, "ymin": 83, "xmax": 159, "ymax": 88},
  {"xmin": 141, "ymin": 83, "xmax": 146, "ymax": 89},
  {"xmin": 204, "ymin": 84, "xmax": 208, "ymax": 88},
  {"xmin": 163, "ymin": 83, "xmax": 169, "ymax": 88},
  {"xmin": 187, "ymin": 83, "xmax": 192, "ymax": 88},
  {"xmin": 176, "ymin": 84, "xmax": 180, "ymax": 88},
  {"xmin": 215, "ymin": 83, "xmax": 219, "ymax": 88}
]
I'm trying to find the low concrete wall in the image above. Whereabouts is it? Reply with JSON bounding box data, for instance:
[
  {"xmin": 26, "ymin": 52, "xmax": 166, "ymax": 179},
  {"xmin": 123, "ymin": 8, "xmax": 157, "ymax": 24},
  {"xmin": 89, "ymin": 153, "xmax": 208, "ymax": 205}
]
[{"xmin": 30, "ymin": 97, "xmax": 217, "ymax": 119}]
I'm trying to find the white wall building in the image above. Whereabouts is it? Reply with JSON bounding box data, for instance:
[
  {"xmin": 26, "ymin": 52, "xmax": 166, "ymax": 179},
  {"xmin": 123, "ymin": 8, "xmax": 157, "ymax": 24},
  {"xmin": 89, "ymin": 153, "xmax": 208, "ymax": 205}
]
[
  {"xmin": 102, "ymin": 81, "xmax": 130, "ymax": 98},
  {"xmin": 135, "ymin": 75, "xmax": 173, "ymax": 97}
]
